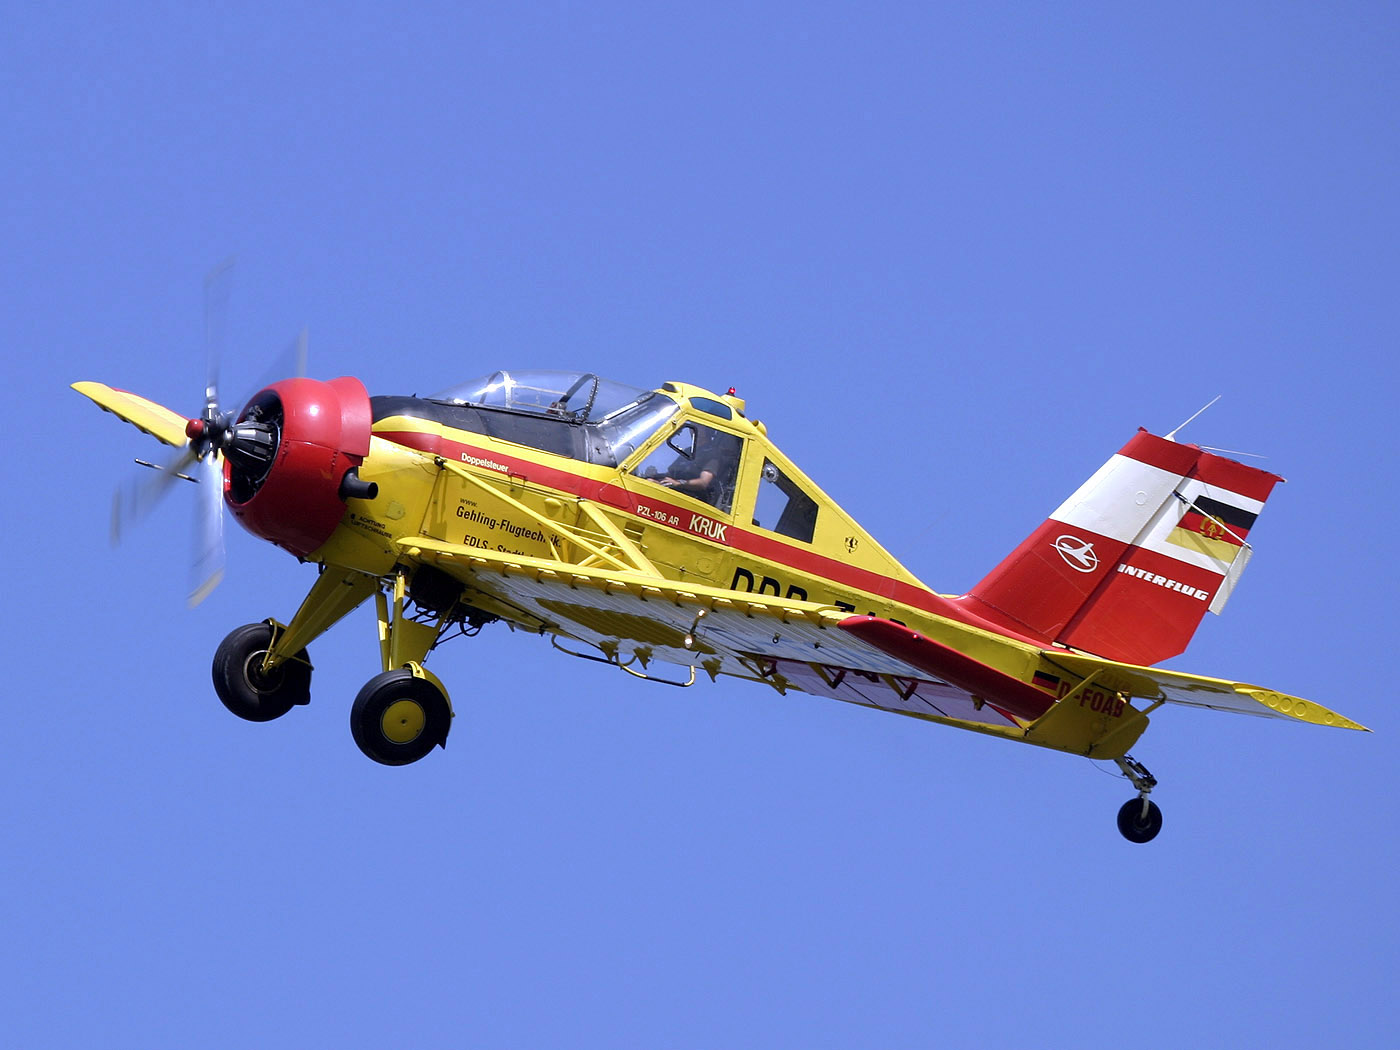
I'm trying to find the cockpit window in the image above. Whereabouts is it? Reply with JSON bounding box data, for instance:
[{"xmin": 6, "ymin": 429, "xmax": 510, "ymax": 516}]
[
  {"xmin": 632, "ymin": 421, "xmax": 744, "ymax": 514},
  {"xmin": 753, "ymin": 458, "xmax": 818, "ymax": 542},
  {"xmin": 432, "ymin": 371, "xmax": 648, "ymax": 424}
]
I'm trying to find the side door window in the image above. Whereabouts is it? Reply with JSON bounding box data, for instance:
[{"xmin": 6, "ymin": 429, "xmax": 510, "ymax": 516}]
[
  {"xmin": 752, "ymin": 459, "xmax": 818, "ymax": 542},
  {"xmin": 632, "ymin": 421, "xmax": 744, "ymax": 514}
]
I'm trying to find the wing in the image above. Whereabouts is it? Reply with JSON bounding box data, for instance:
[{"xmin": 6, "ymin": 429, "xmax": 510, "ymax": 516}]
[
  {"xmin": 1040, "ymin": 651, "xmax": 1368, "ymax": 731},
  {"xmin": 396, "ymin": 535, "xmax": 1026, "ymax": 733},
  {"xmin": 72, "ymin": 381, "xmax": 189, "ymax": 447},
  {"xmin": 396, "ymin": 534, "xmax": 1366, "ymax": 756},
  {"xmin": 790, "ymin": 613, "xmax": 1367, "ymax": 754}
]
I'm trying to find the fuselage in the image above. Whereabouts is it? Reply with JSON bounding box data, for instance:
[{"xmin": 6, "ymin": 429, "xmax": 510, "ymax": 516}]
[{"xmin": 305, "ymin": 371, "xmax": 1015, "ymax": 647}]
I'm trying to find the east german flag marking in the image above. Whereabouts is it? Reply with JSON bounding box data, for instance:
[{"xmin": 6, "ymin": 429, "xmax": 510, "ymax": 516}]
[{"xmin": 1168, "ymin": 496, "xmax": 1256, "ymax": 564}]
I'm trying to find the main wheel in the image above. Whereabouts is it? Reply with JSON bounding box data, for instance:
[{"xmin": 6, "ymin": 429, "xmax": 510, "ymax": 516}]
[
  {"xmin": 1116, "ymin": 798, "xmax": 1164, "ymax": 843},
  {"xmin": 212, "ymin": 622, "xmax": 312, "ymax": 723},
  {"xmin": 350, "ymin": 669, "xmax": 452, "ymax": 766}
]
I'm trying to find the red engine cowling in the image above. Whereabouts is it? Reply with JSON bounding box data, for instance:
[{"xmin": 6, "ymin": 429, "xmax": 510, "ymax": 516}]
[{"xmin": 224, "ymin": 376, "xmax": 374, "ymax": 558}]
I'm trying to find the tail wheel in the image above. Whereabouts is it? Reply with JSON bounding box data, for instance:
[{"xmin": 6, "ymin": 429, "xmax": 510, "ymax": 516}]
[
  {"xmin": 212, "ymin": 622, "xmax": 312, "ymax": 723},
  {"xmin": 350, "ymin": 668, "xmax": 452, "ymax": 766},
  {"xmin": 1117, "ymin": 798, "xmax": 1164, "ymax": 843}
]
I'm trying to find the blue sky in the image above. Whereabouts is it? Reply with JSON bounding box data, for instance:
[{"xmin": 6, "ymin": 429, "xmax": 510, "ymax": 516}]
[{"xmin": 5, "ymin": 4, "xmax": 1397, "ymax": 1047}]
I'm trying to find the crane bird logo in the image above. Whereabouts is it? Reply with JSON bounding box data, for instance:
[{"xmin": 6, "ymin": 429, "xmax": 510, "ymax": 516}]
[{"xmin": 1053, "ymin": 534, "xmax": 1100, "ymax": 573}]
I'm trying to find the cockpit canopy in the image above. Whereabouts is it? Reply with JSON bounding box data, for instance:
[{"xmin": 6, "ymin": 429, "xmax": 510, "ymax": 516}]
[
  {"xmin": 433, "ymin": 370, "xmax": 648, "ymax": 425},
  {"xmin": 374, "ymin": 370, "xmax": 680, "ymax": 468}
]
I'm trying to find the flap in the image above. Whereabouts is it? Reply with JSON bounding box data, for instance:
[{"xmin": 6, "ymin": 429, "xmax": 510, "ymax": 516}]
[{"xmin": 838, "ymin": 616, "xmax": 1056, "ymax": 721}]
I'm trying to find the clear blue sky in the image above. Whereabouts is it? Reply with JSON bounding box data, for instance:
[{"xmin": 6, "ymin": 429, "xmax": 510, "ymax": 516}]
[{"xmin": 5, "ymin": 4, "xmax": 1397, "ymax": 1047}]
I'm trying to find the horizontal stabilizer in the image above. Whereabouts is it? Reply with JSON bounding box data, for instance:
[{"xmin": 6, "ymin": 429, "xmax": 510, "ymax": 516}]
[{"xmin": 1045, "ymin": 651, "xmax": 1368, "ymax": 731}]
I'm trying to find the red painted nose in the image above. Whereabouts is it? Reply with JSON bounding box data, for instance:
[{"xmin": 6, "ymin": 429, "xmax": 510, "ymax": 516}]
[{"xmin": 223, "ymin": 376, "xmax": 373, "ymax": 558}]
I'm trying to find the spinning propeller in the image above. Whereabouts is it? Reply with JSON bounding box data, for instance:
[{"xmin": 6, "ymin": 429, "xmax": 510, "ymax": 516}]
[{"xmin": 112, "ymin": 259, "xmax": 307, "ymax": 606}]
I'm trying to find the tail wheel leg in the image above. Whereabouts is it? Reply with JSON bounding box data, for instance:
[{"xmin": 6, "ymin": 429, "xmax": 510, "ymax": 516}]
[{"xmin": 1114, "ymin": 754, "xmax": 1163, "ymax": 844}]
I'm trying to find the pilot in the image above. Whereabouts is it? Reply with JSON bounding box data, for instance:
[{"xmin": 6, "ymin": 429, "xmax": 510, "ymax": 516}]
[{"xmin": 659, "ymin": 429, "xmax": 736, "ymax": 509}]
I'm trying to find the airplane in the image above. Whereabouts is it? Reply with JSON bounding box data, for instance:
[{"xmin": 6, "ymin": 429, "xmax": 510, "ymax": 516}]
[{"xmin": 74, "ymin": 365, "xmax": 1368, "ymax": 842}]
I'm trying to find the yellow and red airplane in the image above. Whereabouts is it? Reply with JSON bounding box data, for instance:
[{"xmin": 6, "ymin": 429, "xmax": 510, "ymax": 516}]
[{"xmin": 74, "ymin": 367, "xmax": 1367, "ymax": 842}]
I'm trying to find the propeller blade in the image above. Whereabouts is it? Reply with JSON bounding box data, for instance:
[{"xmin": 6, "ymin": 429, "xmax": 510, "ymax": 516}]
[
  {"xmin": 203, "ymin": 256, "xmax": 236, "ymax": 416},
  {"xmin": 110, "ymin": 261, "xmax": 303, "ymax": 608},
  {"xmin": 188, "ymin": 453, "xmax": 226, "ymax": 607},
  {"xmin": 236, "ymin": 326, "xmax": 308, "ymax": 414},
  {"xmin": 111, "ymin": 444, "xmax": 199, "ymax": 545}
]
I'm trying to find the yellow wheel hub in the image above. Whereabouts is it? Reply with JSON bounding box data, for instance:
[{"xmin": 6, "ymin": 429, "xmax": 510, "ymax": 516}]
[{"xmin": 381, "ymin": 699, "xmax": 426, "ymax": 744}]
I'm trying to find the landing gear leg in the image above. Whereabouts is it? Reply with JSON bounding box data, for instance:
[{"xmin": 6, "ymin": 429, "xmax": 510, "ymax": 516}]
[
  {"xmin": 350, "ymin": 666, "xmax": 452, "ymax": 766},
  {"xmin": 212, "ymin": 621, "xmax": 311, "ymax": 722},
  {"xmin": 1114, "ymin": 754, "xmax": 1163, "ymax": 844},
  {"xmin": 349, "ymin": 569, "xmax": 455, "ymax": 766},
  {"xmin": 262, "ymin": 565, "xmax": 380, "ymax": 674}
]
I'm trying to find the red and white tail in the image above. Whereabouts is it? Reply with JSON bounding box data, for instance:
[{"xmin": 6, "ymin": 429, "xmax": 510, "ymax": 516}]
[{"xmin": 954, "ymin": 429, "xmax": 1282, "ymax": 666}]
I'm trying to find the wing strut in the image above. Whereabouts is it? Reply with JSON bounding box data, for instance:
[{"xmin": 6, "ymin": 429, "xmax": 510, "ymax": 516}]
[{"xmin": 433, "ymin": 457, "xmax": 659, "ymax": 574}]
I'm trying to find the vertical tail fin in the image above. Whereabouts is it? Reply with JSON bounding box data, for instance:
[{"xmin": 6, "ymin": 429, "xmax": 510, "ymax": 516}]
[{"xmin": 954, "ymin": 429, "xmax": 1283, "ymax": 666}]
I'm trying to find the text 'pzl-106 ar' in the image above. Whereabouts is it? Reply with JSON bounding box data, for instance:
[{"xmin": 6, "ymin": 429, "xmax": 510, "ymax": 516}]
[{"xmin": 76, "ymin": 345, "xmax": 1366, "ymax": 843}]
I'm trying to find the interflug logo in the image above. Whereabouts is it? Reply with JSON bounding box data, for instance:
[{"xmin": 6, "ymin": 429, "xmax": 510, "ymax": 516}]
[{"xmin": 1053, "ymin": 534, "xmax": 1099, "ymax": 573}]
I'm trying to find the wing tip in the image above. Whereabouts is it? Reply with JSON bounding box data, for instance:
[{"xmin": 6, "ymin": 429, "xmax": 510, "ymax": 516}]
[
  {"xmin": 1235, "ymin": 687, "xmax": 1369, "ymax": 732},
  {"xmin": 73, "ymin": 381, "xmax": 189, "ymax": 448}
]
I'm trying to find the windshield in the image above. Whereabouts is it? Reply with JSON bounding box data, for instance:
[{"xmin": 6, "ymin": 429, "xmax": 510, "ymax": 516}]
[
  {"xmin": 433, "ymin": 370, "xmax": 649, "ymax": 424},
  {"xmin": 590, "ymin": 392, "xmax": 680, "ymax": 465}
]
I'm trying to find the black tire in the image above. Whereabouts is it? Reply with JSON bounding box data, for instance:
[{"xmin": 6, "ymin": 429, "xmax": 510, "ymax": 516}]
[
  {"xmin": 350, "ymin": 669, "xmax": 451, "ymax": 766},
  {"xmin": 1116, "ymin": 798, "xmax": 1164, "ymax": 843},
  {"xmin": 211, "ymin": 622, "xmax": 312, "ymax": 723}
]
